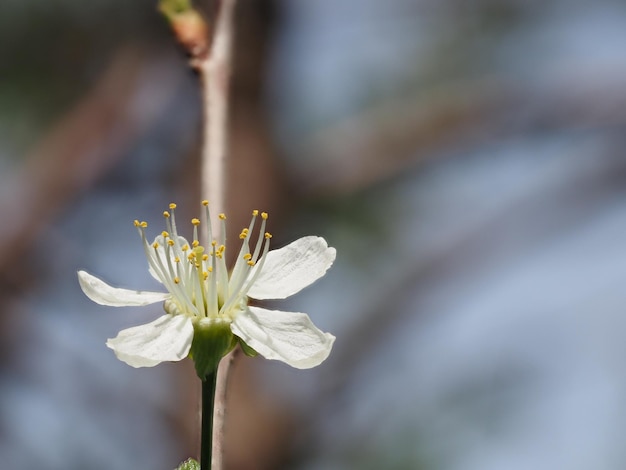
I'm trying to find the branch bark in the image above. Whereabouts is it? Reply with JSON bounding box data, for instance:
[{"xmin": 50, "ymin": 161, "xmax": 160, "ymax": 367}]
[{"xmin": 192, "ymin": 1, "xmax": 239, "ymax": 468}]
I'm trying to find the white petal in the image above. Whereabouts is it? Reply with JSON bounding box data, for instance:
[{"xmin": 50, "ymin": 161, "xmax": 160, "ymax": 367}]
[
  {"xmin": 78, "ymin": 270, "xmax": 168, "ymax": 307},
  {"xmin": 231, "ymin": 306, "xmax": 335, "ymax": 369},
  {"xmin": 106, "ymin": 314, "xmax": 193, "ymax": 367},
  {"xmin": 247, "ymin": 236, "xmax": 336, "ymax": 300}
]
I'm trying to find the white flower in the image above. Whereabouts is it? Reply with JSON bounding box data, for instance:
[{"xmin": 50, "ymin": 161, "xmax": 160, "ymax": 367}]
[{"xmin": 78, "ymin": 202, "xmax": 336, "ymax": 371}]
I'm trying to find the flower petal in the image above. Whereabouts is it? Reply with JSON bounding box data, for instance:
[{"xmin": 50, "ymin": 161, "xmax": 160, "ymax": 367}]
[
  {"xmin": 231, "ymin": 306, "xmax": 335, "ymax": 369},
  {"xmin": 247, "ymin": 236, "xmax": 336, "ymax": 300},
  {"xmin": 106, "ymin": 314, "xmax": 193, "ymax": 367},
  {"xmin": 78, "ymin": 270, "xmax": 168, "ymax": 307}
]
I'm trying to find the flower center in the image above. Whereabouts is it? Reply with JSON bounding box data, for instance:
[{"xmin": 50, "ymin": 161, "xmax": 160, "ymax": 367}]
[{"xmin": 134, "ymin": 201, "xmax": 272, "ymax": 321}]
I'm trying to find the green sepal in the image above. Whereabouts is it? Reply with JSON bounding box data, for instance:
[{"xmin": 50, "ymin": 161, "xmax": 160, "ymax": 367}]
[
  {"xmin": 175, "ymin": 458, "xmax": 199, "ymax": 470},
  {"xmin": 189, "ymin": 319, "xmax": 236, "ymax": 380},
  {"xmin": 239, "ymin": 338, "xmax": 258, "ymax": 357}
]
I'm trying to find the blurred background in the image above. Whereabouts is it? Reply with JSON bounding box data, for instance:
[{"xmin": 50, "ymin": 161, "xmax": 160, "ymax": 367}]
[{"xmin": 2, "ymin": 0, "xmax": 626, "ymax": 468}]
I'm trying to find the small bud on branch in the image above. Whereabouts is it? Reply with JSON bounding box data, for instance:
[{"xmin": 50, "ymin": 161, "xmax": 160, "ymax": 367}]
[{"xmin": 159, "ymin": 0, "xmax": 210, "ymax": 59}]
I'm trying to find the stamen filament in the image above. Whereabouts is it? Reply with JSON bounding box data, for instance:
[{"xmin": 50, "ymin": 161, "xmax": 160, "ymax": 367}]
[{"xmin": 193, "ymin": 247, "xmax": 207, "ymax": 317}]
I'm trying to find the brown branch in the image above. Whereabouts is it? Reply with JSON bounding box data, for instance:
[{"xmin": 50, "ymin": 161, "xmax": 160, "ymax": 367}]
[
  {"xmin": 187, "ymin": 1, "xmax": 239, "ymax": 468},
  {"xmin": 198, "ymin": 0, "xmax": 237, "ymax": 230}
]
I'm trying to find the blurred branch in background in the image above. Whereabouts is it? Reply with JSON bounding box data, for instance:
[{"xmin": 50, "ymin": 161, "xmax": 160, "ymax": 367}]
[
  {"xmin": 0, "ymin": 47, "xmax": 184, "ymax": 290},
  {"xmin": 297, "ymin": 77, "xmax": 626, "ymax": 197}
]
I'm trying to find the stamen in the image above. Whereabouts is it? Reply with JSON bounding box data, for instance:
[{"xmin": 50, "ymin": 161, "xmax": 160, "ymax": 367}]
[
  {"xmin": 134, "ymin": 202, "xmax": 280, "ymax": 321},
  {"xmin": 155, "ymin": 235, "xmax": 198, "ymax": 315},
  {"xmin": 230, "ymin": 213, "xmax": 259, "ymax": 286},
  {"xmin": 168, "ymin": 203, "xmax": 181, "ymax": 240},
  {"xmin": 192, "ymin": 246, "xmax": 206, "ymax": 317},
  {"xmin": 133, "ymin": 210, "xmax": 197, "ymax": 316},
  {"xmin": 203, "ymin": 202, "xmax": 213, "ymax": 248},
  {"xmin": 218, "ymin": 214, "xmax": 227, "ymax": 246},
  {"xmin": 251, "ymin": 212, "xmax": 268, "ymax": 262},
  {"xmin": 206, "ymin": 240, "xmax": 218, "ymax": 317},
  {"xmin": 239, "ymin": 231, "xmax": 271, "ymax": 300}
]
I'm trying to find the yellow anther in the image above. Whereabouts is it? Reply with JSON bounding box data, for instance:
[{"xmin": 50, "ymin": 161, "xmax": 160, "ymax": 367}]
[
  {"xmin": 239, "ymin": 228, "xmax": 249, "ymax": 239},
  {"xmin": 207, "ymin": 266, "xmax": 213, "ymax": 272},
  {"xmin": 252, "ymin": 210, "xmax": 259, "ymax": 217},
  {"xmin": 182, "ymin": 244, "xmax": 189, "ymax": 251},
  {"xmin": 152, "ymin": 242, "xmax": 160, "ymax": 249},
  {"xmin": 192, "ymin": 240, "xmax": 200, "ymax": 247},
  {"xmin": 265, "ymin": 232, "xmax": 272, "ymax": 239},
  {"xmin": 140, "ymin": 221, "xmax": 148, "ymax": 228},
  {"xmin": 243, "ymin": 253, "xmax": 252, "ymax": 260},
  {"xmin": 211, "ymin": 241, "xmax": 217, "ymax": 246},
  {"xmin": 167, "ymin": 240, "xmax": 175, "ymax": 246},
  {"xmin": 191, "ymin": 218, "xmax": 200, "ymax": 226},
  {"xmin": 174, "ymin": 277, "xmax": 180, "ymax": 284},
  {"xmin": 162, "ymin": 231, "xmax": 169, "ymax": 238},
  {"xmin": 203, "ymin": 271, "xmax": 209, "ymax": 280},
  {"xmin": 202, "ymin": 200, "xmax": 209, "ymax": 206},
  {"xmin": 187, "ymin": 253, "xmax": 195, "ymax": 260},
  {"xmin": 261, "ymin": 212, "xmax": 268, "ymax": 220},
  {"xmin": 174, "ymin": 256, "xmax": 180, "ymax": 263},
  {"xmin": 169, "ymin": 203, "xmax": 177, "ymax": 210},
  {"xmin": 163, "ymin": 211, "xmax": 170, "ymax": 218},
  {"xmin": 247, "ymin": 260, "xmax": 255, "ymax": 266},
  {"xmin": 218, "ymin": 213, "xmax": 226, "ymax": 220},
  {"xmin": 202, "ymin": 254, "xmax": 209, "ymax": 261},
  {"xmin": 133, "ymin": 220, "xmax": 140, "ymax": 227}
]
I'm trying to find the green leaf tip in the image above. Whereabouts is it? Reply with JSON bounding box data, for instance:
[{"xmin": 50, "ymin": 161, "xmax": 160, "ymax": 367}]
[{"xmin": 175, "ymin": 458, "xmax": 200, "ymax": 470}]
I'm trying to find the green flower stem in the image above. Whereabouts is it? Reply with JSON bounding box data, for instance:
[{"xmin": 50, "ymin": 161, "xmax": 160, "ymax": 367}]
[{"xmin": 201, "ymin": 368, "xmax": 218, "ymax": 470}]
